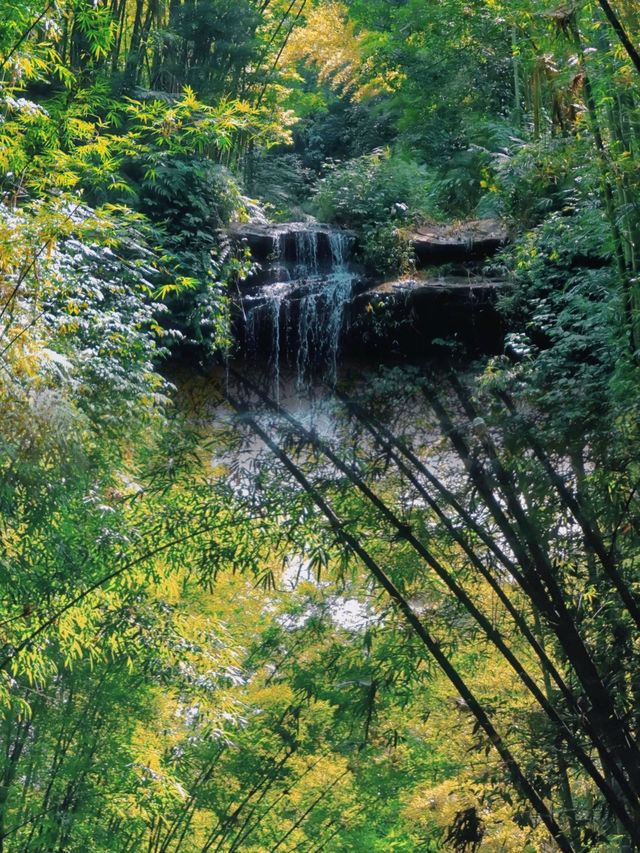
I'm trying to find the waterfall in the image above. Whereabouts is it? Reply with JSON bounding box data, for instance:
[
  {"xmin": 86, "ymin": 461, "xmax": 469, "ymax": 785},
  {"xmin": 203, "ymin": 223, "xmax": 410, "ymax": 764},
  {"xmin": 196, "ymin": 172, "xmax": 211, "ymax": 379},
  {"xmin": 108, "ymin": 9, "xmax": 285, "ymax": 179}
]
[
  {"xmin": 295, "ymin": 229, "xmax": 319, "ymax": 275},
  {"xmin": 242, "ymin": 226, "xmax": 357, "ymax": 391},
  {"xmin": 297, "ymin": 231, "xmax": 353, "ymax": 386}
]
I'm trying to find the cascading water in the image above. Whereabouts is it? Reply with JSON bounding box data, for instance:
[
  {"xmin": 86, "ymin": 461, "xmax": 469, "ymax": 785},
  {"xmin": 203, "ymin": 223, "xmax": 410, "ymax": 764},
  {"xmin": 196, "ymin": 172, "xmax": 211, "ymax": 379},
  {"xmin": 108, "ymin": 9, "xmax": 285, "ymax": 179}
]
[{"xmin": 242, "ymin": 226, "xmax": 357, "ymax": 392}]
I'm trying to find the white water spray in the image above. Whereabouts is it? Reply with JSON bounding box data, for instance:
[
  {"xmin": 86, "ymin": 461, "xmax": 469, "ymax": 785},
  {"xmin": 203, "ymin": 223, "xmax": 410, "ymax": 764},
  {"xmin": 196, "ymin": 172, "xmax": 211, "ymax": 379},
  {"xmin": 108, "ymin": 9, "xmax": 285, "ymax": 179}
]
[{"xmin": 243, "ymin": 226, "xmax": 356, "ymax": 393}]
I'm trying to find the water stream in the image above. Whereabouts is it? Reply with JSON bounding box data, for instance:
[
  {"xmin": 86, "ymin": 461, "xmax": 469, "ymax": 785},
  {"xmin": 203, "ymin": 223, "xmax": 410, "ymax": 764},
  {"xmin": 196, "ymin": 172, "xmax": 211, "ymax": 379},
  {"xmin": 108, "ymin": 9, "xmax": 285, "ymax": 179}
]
[{"xmin": 242, "ymin": 227, "xmax": 357, "ymax": 393}]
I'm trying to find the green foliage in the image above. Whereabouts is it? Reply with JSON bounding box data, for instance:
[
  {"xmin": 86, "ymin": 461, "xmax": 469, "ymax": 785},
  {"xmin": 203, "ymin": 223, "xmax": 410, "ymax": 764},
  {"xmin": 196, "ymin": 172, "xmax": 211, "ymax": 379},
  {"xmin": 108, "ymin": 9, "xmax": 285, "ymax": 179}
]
[
  {"xmin": 3, "ymin": 0, "xmax": 640, "ymax": 850},
  {"xmin": 248, "ymin": 151, "xmax": 313, "ymax": 219},
  {"xmin": 150, "ymin": 0, "xmax": 261, "ymax": 96},
  {"xmin": 131, "ymin": 155, "xmax": 245, "ymax": 349},
  {"xmin": 291, "ymin": 90, "xmax": 398, "ymax": 172},
  {"xmin": 312, "ymin": 150, "xmax": 430, "ymax": 228},
  {"xmin": 312, "ymin": 150, "xmax": 431, "ymax": 271},
  {"xmin": 357, "ymin": 220, "xmax": 414, "ymax": 277},
  {"xmin": 497, "ymin": 205, "xmax": 620, "ymax": 444},
  {"xmin": 487, "ymin": 135, "xmax": 599, "ymax": 228},
  {"xmin": 137, "ymin": 156, "xmax": 243, "ymax": 234}
]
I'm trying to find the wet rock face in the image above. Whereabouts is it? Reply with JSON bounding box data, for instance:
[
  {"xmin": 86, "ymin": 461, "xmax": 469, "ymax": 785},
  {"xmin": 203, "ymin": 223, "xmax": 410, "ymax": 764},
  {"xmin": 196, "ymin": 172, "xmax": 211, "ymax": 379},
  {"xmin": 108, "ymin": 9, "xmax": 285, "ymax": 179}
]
[
  {"xmin": 348, "ymin": 271, "xmax": 506, "ymax": 357},
  {"xmin": 343, "ymin": 221, "xmax": 509, "ymax": 356},
  {"xmin": 228, "ymin": 218, "xmax": 509, "ymax": 378},
  {"xmin": 228, "ymin": 222, "xmax": 356, "ymax": 280},
  {"xmin": 229, "ymin": 218, "xmax": 507, "ymax": 269},
  {"xmin": 409, "ymin": 219, "xmax": 508, "ymax": 264},
  {"xmin": 235, "ymin": 225, "xmax": 360, "ymax": 388},
  {"xmin": 361, "ymin": 272, "xmax": 507, "ymax": 298}
]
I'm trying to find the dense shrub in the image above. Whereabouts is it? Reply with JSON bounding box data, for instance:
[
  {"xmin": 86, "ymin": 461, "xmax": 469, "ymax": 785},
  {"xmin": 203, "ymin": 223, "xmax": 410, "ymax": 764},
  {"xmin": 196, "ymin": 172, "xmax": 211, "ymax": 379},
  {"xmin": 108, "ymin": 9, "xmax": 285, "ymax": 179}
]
[
  {"xmin": 496, "ymin": 205, "xmax": 620, "ymax": 445},
  {"xmin": 312, "ymin": 151, "xmax": 432, "ymax": 272},
  {"xmin": 248, "ymin": 152, "xmax": 314, "ymax": 220},
  {"xmin": 313, "ymin": 150, "xmax": 430, "ymax": 227},
  {"xmin": 489, "ymin": 136, "xmax": 596, "ymax": 229},
  {"xmin": 130, "ymin": 155, "xmax": 248, "ymax": 349},
  {"xmin": 425, "ymin": 148, "xmax": 493, "ymax": 220},
  {"xmin": 136, "ymin": 156, "xmax": 244, "ymax": 245}
]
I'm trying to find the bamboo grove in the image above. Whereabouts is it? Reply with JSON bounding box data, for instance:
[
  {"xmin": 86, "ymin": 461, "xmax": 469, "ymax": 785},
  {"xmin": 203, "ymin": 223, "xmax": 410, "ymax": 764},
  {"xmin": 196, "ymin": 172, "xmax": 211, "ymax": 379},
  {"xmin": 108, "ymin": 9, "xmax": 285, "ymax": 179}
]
[{"xmin": 1, "ymin": 0, "xmax": 640, "ymax": 851}]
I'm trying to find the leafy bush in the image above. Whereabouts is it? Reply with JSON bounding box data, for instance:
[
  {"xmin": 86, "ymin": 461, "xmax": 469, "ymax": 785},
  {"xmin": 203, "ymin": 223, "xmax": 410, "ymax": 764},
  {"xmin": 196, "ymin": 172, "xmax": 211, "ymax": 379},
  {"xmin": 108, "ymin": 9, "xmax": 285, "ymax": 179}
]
[
  {"xmin": 425, "ymin": 148, "xmax": 492, "ymax": 220},
  {"xmin": 417, "ymin": 118, "xmax": 517, "ymax": 220},
  {"xmin": 128, "ymin": 155, "xmax": 248, "ymax": 350},
  {"xmin": 313, "ymin": 150, "xmax": 430, "ymax": 227},
  {"xmin": 1, "ymin": 201, "xmax": 168, "ymax": 426},
  {"xmin": 358, "ymin": 221, "xmax": 415, "ymax": 275},
  {"xmin": 137, "ymin": 156, "xmax": 244, "ymax": 240},
  {"xmin": 495, "ymin": 205, "xmax": 620, "ymax": 445},
  {"xmin": 249, "ymin": 152, "xmax": 315, "ymax": 220},
  {"xmin": 312, "ymin": 150, "xmax": 432, "ymax": 272},
  {"xmin": 489, "ymin": 136, "xmax": 596, "ymax": 229}
]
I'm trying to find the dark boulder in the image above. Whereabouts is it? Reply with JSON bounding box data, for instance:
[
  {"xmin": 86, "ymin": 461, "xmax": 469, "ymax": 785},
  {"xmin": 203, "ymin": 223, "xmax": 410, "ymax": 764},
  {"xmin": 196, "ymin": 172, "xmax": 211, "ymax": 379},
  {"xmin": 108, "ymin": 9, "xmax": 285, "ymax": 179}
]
[
  {"xmin": 409, "ymin": 219, "xmax": 508, "ymax": 264},
  {"xmin": 346, "ymin": 272, "xmax": 508, "ymax": 357},
  {"xmin": 227, "ymin": 222, "xmax": 355, "ymax": 265}
]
